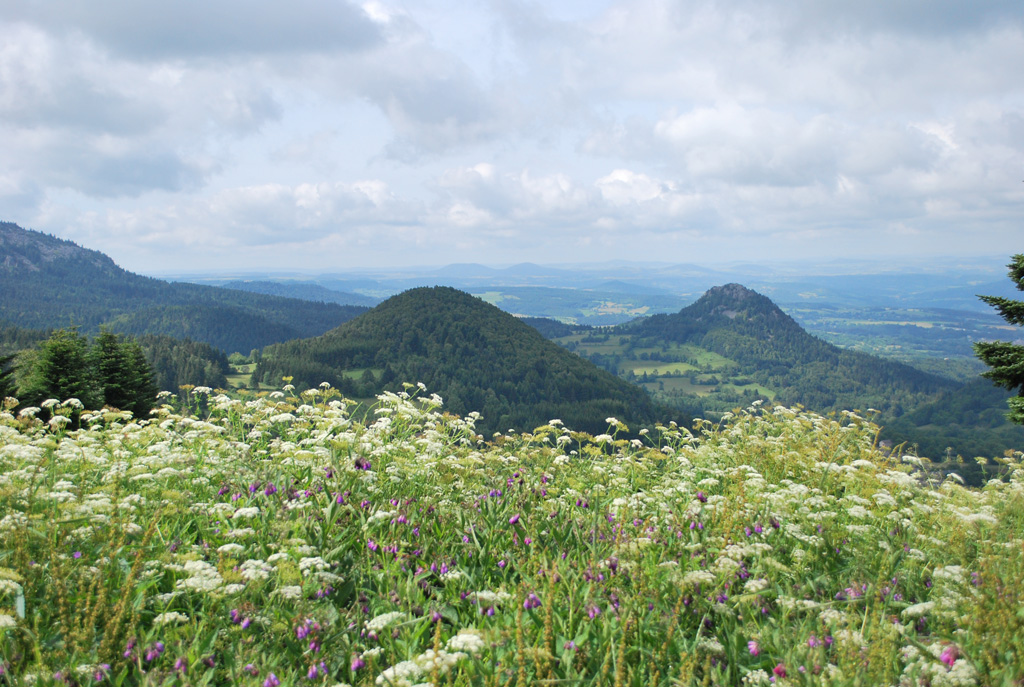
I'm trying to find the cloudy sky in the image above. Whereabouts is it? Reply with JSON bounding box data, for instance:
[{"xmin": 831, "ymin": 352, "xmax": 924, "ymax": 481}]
[{"xmin": 2, "ymin": 0, "xmax": 1022, "ymax": 274}]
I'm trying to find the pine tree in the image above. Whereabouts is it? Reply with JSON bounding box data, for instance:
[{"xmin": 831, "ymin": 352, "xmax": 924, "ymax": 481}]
[
  {"xmin": 0, "ymin": 353, "xmax": 16, "ymax": 400},
  {"xmin": 93, "ymin": 330, "xmax": 132, "ymax": 410},
  {"xmin": 124, "ymin": 340, "xmax": 159, "ymax": 418},
  {"xmin": 18, "ymin": 328, "xmax": 102, "ymax": 408},
  {"xmin": 974, "ymin": 254, "xmax": 1024, "ymax": 425}
]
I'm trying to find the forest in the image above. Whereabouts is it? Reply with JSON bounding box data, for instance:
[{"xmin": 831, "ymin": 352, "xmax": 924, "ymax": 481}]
[{"xmin": 254, "ymin": 287, "xmax": 670, "ymax": 435}]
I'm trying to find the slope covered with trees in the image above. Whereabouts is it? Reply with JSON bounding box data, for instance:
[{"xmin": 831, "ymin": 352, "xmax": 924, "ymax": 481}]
[
  {"xmin": 222, "ymin": 280, "xmax": 380, "ymax": 308},
  {"xmin": 134, "ymin": 334, "xmax": 231, "ymax": 391},
  {"xmin": 0, "ymin": 222, "xmax": 366, "ymax": 352},
  {"xmin": 622, "ymin": 283, "xmax": 956, "ymax": 415},
  {"xmin": 254, "ymin": 287, "xmax": 668, "ymax": 434}
]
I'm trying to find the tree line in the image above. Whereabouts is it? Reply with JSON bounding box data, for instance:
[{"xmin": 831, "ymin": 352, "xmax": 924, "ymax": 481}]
[{"xmin": 9, "ymin": 329, "xmax": 158, "ymax": 418}]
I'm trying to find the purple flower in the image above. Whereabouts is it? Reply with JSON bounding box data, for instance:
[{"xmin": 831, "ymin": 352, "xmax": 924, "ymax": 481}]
[
  {"xmin": 748, "ymin": 640, "xmax": 760, "ymax": 656},
  {"xmin": 351, "ymin": 655, "xmax": 366, "ymax": 672},
  {"xmin": 264, "ymin": 674, "xmax": 280, "ymax": 687},
  {"xmin": 696, "ymin": 491, "xmax": 707, "ymax": 503},
  {"xmin": 588, "ymin": 605, "xmax": 601, "ymax": 619},
  {"xmin": 509, "ymin": 514, "xmax": 520, "ymax": 525},
  {"xmin": 367, "ymin": 539, "xmax": 378, "ymax": 551},
  {"xmin": 498, "ymin": 559, "xmax": 506, "ymax": 569},
  {"xmin": 72, "ymin": 551, "xmax": 82, "ymax": 559},
  {"xmin": 524, "ymin": 593, "xmax": 542, "ymax": 610},
  {"xmin": 264, "ymin": 483, "xmax": 277, "ymax": 496}
]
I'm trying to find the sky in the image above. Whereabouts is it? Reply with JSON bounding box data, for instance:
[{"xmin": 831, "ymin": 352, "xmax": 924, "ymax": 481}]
[{"xmin": 1, "ymin": 0, "xmax": 1022, "ymax": 274}]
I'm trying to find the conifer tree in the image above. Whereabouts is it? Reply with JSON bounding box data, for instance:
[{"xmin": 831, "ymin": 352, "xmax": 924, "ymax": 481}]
[
  {"xmin": 0, "ymin": 353, "xmax": 16, "ymax": 400},
  {"xmin": 124, "ymin": 339, "xmax": 159, "ymax": 418},
  {"xmin": 93, "ymin": 330, "xmax": 131, "ymax": 410},
  {"xmin": 18, "ymin": 328, "xmax": 101, "ymax": 408},
  {"xmin": 975, "ymin": 254, "xmax": 1024, "ymax": 425}
]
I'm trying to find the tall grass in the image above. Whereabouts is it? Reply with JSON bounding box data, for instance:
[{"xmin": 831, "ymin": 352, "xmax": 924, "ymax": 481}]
[{"xmin": 0, "ymin": 387, "xmax": 1020, "ymax": 686}]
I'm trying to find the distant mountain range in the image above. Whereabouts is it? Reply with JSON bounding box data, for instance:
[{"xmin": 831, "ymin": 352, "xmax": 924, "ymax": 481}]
[{"xmin": 0, "ymin": 222, "xmax": 366, "ymax": 352}]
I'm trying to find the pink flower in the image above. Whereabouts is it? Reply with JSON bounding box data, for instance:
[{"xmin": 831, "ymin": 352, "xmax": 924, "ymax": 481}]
[
  {"xmin": 940, "ymin": 645, "xmax": 959, "ymax": 668},
  {"xmin": 773, "ymin": 663, "xmax": 787, "ymax": 678},
  {"xmin": 748, "ymin": 640, "xmax": 760, "ymax": 656}
]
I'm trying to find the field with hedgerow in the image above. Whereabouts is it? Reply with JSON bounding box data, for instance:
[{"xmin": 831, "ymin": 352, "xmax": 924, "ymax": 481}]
[{"xmin": 1, "ymin": 384, "xmax": 1023, "ymax": 686}]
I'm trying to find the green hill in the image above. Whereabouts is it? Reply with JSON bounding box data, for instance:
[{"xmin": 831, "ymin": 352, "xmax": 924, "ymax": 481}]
[
  {"xmin": 0, "ymin": 222, "xmax": 367, "ymax": 352},
  {"xmin": 254, "ymin": 286, "xmax": 669, "ymax": 435},
  {"xmin": 616, "ymin": 283, "xmax": 956, "ymax": 415}
]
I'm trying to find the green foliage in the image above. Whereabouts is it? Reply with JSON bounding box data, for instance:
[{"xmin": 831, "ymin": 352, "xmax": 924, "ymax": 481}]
[
  {"xmin": 974, "ymin": 254, "xmax": 1024, "ymax": 425},
  {"xmin": 1, "ymin": 387, "xmax": 1021, "ymax": 685},
  {"xmin": 519, "ymin": 316, "xmax": 585, "ymax": 339},
  {"xmin": 135, "ymin": 334, "xmax": 231, "ymax": 391},
  {"xmin": 16, "ymin": 328, "xmax": 102, "ymax": 409},
  {"xmin": 255, "ymin": 287, "xmax": 673, "ymax": 435},
  {"xmin": 0, "ymin": 353, "xmax": 16, "ymax": 399},
  {"xmin": 15, "ymin": 328, "xmax": 158, "ymax": 416}
]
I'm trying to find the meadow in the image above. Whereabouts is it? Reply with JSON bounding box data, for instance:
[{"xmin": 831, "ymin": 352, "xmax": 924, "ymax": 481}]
[{"xmin": 0, "ymin": 385, "xmax": 1022, "ymax": 686}]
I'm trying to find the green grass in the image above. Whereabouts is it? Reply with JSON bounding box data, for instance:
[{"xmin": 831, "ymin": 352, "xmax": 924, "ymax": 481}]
[{"xmin": 0, "ymin": 388, "xmax": 1021, "ymax": 686}]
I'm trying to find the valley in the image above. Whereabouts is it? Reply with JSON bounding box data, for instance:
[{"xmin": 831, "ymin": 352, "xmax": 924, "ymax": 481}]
[{"xmin": 2, "ymin": 221, "xmax": 1022, "ymax": 478}]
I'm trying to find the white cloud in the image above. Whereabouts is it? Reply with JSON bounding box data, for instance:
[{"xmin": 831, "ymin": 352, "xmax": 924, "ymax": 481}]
[{"xmin": 1, "ymin": 0, "xmax": 1022, "ymax": 270}]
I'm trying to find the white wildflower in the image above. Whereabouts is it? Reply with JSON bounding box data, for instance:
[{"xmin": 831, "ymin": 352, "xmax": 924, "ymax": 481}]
[
  {"xmin": 153, "ymin": 611, "xmax": 189, "ymax": 626},
  {"xmin": 367, "ymin": 611, "xmax": 406, "ymax": 632}
]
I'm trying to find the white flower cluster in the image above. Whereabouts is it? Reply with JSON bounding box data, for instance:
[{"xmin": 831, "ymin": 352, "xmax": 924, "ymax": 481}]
[
  {"xmin": 446, "ymin": 629, "xmax": 486, "ymax": 654},
  {"xmin": 375, "ymin": 660, "xmax": 422, "ymax": 687},
  {"xmin": 470, "ymin": 590, "xmax": 512, "ymax": 605},
  {"xmin": 299, "ymin": 556, "xmax": 329, "ymax": 576},
  {"xmin": 153, "ymin": 611, "xmax": 189, "ymax": 626},
  {"xmin": 240, "ymin": 559, "xmax": 274, "ymax": 581},
  {"xmin": 366, "ymin": 611, "xmax": 406, "ymax": 632},
  {"xmin": 901, "ymin": 644, "xmax": 978, "ymax": 687},
  {"xmin": 682, "ymin": 570, "xmax": 716, "ymax": 587},
  {"xmin": 743, "ymin": 578, "xmax": 769, "ymax": 594},
  {"xmin": 0, "ymin": 579, "xmax": 24, "ymax": 596},
  {"xmin": 232, "ymin": 506, "xmax": 261, "ymax": 520},
  {"xmin": 175, "ymin": 560, "xmax": 223, "ymax": 592}
]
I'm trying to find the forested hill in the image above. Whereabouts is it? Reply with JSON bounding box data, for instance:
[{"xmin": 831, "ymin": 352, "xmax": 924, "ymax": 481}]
[
  {"xmin": 0, "ymin": 222, "xmax": 366, "ymax": 352},
  {"xmin": 254, "ymin": 287, "xmax": 669, "ymax": 435},
  {"xmin": 221, "ymin": 280, "xmax": 380, "ymax": 308},
  {"xmin": 625, "ymin": 283, "xmax": 957, "ymax": 413}
]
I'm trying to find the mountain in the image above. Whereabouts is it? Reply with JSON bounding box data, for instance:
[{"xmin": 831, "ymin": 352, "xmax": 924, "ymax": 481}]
[
  {"xmin": 0, "ymin": 222, "xmax": 367, "ymax": 352},
  {"xmin": 616, "ymin": 283, "xmax": 957, "ymax": 415},
  {"xmin": 254, "ymin": 287, "xmax": 668, "ymax": 435},
  {"xmin": 221, "ymin": 280, "xmax": 380, "ymax": 308}
]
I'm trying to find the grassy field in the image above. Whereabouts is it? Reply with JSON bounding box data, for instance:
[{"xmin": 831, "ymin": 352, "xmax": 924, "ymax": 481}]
[
  {"xmin": 554, "ymin": 334, "xmax": 755, "ymax": 405},
  {"xmin": 0, "ymin": 386, "xmax": 1021, "ymax": 685}
]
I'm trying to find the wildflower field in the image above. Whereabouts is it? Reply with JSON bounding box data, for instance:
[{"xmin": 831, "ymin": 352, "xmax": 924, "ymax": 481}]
[{"xmin": 1, "ymin": 385, "xmax": 1022, "ymax": 687}]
